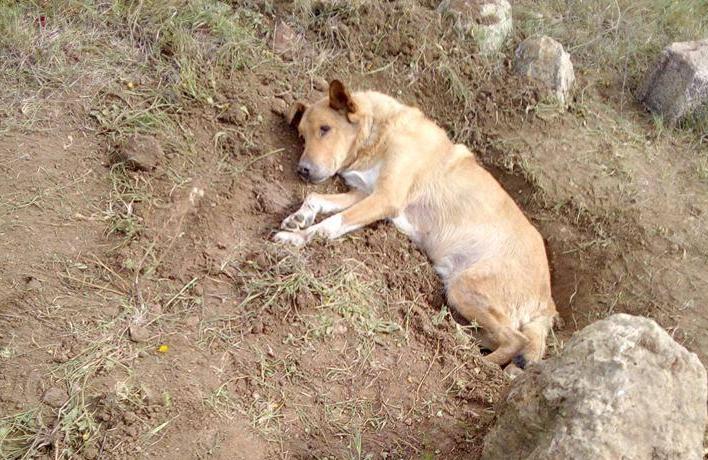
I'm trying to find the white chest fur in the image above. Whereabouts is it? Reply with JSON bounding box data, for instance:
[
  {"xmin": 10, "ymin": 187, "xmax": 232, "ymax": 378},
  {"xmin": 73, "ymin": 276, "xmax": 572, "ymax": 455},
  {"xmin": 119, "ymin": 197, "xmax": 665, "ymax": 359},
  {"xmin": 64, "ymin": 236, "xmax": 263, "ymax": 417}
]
[{"xmin": 340, "ymin": 164, "xmax": 380, "ymax": 193}]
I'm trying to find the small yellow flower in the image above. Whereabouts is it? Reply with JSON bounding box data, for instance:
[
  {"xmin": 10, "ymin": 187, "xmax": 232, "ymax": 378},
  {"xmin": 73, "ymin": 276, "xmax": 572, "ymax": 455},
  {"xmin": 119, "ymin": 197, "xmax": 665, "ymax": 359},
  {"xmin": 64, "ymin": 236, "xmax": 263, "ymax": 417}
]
[{"xmin": 157, "ymin": 344, "xmax": 169, "ymax": 353}]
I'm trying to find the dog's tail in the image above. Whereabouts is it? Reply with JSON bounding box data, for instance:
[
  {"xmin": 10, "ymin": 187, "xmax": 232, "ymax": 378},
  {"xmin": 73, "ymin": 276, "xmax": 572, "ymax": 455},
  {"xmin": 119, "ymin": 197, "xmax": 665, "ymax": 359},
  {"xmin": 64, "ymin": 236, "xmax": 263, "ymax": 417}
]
[{"xmin": 512, "ymin": 314, "xmax": 554, "ymax": 369}]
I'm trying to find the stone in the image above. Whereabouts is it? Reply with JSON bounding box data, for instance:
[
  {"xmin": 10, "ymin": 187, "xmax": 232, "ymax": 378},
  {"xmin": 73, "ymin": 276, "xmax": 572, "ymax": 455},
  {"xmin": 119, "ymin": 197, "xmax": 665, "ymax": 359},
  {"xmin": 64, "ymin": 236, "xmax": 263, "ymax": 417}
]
[
  {"xmin": 24, "ymin": 276, "xmax": 41, "ymax": 290},
  {"xmin": 217, "ymin": 105, "xmax": 247, "ymax": 125},
  {"xmin": 270, "ymin": 98, "xmax": 287, "ymax": 116},
  {"xmin": 312, "ymin": 77, "xmax": 329, "ymax": 92},
  {"xmin": 128, "ymin": 324, "xmax": 150, "ymax": 343},
  {"xmin": 637, "ymin": 39, "xmax": 708, "ymax": 125},
  {"xmin": 142, "ymin": 386, "xmax": 164, "ymax": 406},
  {"xmin": 514, "ymin": 36, "xmax": 575, "ymax": 104},
  {"xmin": 273, "ymin": 21, "xmax": 299, "ymax": 61},
  {"xmin": 42, "ymin": 387, "xmax": 68, "ymax": 409},
  {"xmin": 113, "ymin": 134, "xmax": 164, "ymax": 171},
  {"xmin": 482, "ymin": 314, "xmax": 707, "ymax": 460},
  {"xmin": 82, "ymin": 446, "xmax": 99, "ymax": 459},
  {"xmin": 437, "ymin": 0, "xmax": 512, "ymax": 56}
]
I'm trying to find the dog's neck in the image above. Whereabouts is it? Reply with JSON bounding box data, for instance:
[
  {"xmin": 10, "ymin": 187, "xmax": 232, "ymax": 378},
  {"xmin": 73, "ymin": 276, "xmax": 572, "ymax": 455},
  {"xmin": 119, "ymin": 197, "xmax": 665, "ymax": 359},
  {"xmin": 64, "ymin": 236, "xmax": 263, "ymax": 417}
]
[{"xmin": 342, "ymin": 92, "xmax": 402, "ymax": 172}]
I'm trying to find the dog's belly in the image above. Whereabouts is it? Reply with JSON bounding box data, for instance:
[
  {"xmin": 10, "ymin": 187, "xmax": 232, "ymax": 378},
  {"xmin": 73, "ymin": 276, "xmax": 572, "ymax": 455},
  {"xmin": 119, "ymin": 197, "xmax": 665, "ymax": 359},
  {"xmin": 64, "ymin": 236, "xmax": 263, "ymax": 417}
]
[{"xmin": 391, "ymin": 203, "xmax": 486, "ymax": 280}]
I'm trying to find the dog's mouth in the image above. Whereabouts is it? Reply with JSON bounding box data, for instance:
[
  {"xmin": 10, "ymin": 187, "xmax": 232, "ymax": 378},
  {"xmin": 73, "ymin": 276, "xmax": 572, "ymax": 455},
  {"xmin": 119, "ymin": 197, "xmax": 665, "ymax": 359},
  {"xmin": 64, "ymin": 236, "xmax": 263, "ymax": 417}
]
[{"xmin": 299, "ymin": 171, "xmax": 331, "ymax": 184}]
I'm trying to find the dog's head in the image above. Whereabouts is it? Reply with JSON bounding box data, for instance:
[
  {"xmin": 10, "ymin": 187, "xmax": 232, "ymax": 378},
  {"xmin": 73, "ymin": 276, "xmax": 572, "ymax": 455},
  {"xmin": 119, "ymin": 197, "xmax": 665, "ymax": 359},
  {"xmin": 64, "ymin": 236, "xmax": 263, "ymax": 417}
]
[{"xmin": 287, "ymin": 80, "xmax": 361, "ymax": 183}]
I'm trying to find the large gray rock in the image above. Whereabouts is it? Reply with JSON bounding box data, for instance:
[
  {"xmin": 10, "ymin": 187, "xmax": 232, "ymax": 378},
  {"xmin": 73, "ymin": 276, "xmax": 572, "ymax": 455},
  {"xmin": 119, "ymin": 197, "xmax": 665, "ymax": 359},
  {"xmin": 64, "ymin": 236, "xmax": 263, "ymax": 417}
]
[
  {"xmin": 482, "ymin": 314, "xmax": 707, "ymax": 460},
  {"xmin": 514, "ymin": 36, "xmax": 575, "ymax": 104},
  {"xmin": 437, "ymin": 0, "xmax": 512, "ymax": 56},
  {"xmin": 638, "ymin": 39, "xmax": 708, "ymax": 125}
]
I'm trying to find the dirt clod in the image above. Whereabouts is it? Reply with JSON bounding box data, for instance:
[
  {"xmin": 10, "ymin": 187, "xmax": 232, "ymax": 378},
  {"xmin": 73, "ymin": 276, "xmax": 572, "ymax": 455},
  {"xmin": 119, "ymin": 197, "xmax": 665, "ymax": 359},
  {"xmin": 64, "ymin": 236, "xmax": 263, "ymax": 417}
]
[
  {"xmin": 24, "ymin": 276, "xmax": 41, "ymax": 290},
  {"xmin": 270, "ymin": 98, "xmax": 288, "ymax": 116},
  {"xmin": 142, "ymin": 386, "xmax": 164, "ymax": 406},
  {"xmin": 42, "ymin": 387, "xmax": 68, "ymax": 408},
  {"xmin": 82, "ymin": 446, "xmax": 99, "ymax": 459},
  {"xmin": 273, "ymin": 21, "xmax": 298, "ymax": 60},
  {"xmin": 313, "ymin": 77, "xmax": 329, "ymax": 92},
  {"xmin": 217, "ymin": 106, "xmax": 247, "ymax": 125},
  {"xmin": 129, "ymin": 325, "xmax": 150, "ymax": 343},
  {"xmin": 113, "ymin": 134, "xmax": 163, "ymax": 171}
]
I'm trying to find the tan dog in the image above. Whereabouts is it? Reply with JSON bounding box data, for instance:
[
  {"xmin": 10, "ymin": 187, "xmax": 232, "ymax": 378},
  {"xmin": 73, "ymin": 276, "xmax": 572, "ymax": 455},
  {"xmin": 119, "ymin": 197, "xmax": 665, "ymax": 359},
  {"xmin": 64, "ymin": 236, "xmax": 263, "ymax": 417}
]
[{"xmin": 275, "ymin": 80, "xmax": 557, "ymax": 370}]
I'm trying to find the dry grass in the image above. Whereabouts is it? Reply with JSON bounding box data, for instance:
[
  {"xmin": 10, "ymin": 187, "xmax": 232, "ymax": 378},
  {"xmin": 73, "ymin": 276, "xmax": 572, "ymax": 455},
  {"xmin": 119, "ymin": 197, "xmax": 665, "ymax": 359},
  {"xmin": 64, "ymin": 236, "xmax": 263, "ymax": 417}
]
[
  {"xmin": 516, "ymin": 0, "xmax": 707, "ymax": 81},
  {"xmin": 203, "ymin": 248, "xmax": 402, "ymax": 347},
  {"xmin": 0, "ymin": 0, "xmax": 274, "ymax": 138}
]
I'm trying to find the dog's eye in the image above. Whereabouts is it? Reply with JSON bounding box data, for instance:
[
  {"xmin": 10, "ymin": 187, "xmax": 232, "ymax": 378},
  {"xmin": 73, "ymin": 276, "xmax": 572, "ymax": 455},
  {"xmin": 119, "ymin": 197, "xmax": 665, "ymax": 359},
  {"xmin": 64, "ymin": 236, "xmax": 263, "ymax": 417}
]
[{"xmin": 319, "ymin": 125, "xmax": 331, "ymax": 136}]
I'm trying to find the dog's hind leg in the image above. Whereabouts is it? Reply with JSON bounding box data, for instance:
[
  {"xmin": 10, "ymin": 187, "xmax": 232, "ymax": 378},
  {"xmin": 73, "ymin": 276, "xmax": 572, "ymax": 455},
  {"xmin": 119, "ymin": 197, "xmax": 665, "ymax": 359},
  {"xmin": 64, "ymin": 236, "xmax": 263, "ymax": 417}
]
[
  {"xmin": 515, "ymin": 315, "xmax": 553, "ymax": 367},
  {"xmin": 447, "ymin": 278, "xmax": 528, "ymax": 367}
]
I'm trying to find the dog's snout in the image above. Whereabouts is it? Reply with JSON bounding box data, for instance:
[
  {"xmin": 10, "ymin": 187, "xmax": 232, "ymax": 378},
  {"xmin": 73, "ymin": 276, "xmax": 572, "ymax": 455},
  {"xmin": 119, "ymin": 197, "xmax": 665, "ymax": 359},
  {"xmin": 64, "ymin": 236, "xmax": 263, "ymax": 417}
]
[{"xmin": 297, "ymin": 164, "xmax": 311, "ymax": 180}]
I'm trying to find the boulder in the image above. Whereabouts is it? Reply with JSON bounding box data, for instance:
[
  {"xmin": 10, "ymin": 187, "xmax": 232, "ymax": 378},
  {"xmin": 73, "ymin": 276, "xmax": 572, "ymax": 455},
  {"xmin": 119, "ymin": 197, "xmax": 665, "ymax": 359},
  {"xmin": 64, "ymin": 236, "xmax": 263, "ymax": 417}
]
[
  {"xmin": 637, "ymin": 39, "xmax": 708, "ymax": 125},
  {"xmin": 514, "ymin": 36, "xmax": 575, "ymax": 104},
  {"xmin": 437, "ymin": 0, "xmax": 512, "ymax": 56},
  {"xmin": 482, "ymin": 314, "xmax": 707, "ymax": 460}
]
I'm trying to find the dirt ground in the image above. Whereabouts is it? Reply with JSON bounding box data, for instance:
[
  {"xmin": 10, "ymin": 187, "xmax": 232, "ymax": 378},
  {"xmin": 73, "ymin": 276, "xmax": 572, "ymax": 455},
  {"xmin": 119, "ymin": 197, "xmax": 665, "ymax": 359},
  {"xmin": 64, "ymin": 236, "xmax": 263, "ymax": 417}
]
[{"xmin": 1, "ymin": 1, "xmax": 706, "ymax": 459}]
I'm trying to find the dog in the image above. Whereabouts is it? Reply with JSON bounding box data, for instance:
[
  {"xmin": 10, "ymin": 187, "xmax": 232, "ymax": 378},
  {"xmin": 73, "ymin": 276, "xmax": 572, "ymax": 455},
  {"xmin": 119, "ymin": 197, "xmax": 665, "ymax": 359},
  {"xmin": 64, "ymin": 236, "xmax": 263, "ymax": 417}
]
[{"xmin": 274, "ymin": 80, "xmax": 558, "ymax": 371}]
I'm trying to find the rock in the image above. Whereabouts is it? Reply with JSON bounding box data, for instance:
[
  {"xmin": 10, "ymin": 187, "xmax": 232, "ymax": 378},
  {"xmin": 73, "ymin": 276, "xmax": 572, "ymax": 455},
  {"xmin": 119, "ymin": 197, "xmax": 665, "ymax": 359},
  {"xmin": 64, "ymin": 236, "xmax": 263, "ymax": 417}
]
[
  {"xmin": 113, "ymin": 134, "xmax": 164, "ymax": 171},
  {"xmin": 24, "ymin": 276, "xmax": 41, "ymax": 290},
  {"xmin": 312, "ymin": 77, "xmax": 329, "ymax": 92},
  {"xmin": 273, "ymin": 21, "xmax": 299, "ymax": 61},
  {"xmin": 514, "ymin": 36, "xmax": 575, "ymax": 104},
  {"xmin": 437, "ymin": 0, "xmax": 512, "ymax": 56},
  {"xmin": 42, "ymin": 387, "xmax": 68, "ymax": 409},
  {"xmin": 270, "ymin": 98, "xmax": 287, "ymax": 116},
  {"xmin": 52, "ymin": 352, "xmax": 70, "ymax": 364},
  {"xmin": 128, "ymin": 324, "xmax": 150, "ymax": 343},
  {"xmin": 637, "ymin": 39, "xmax": 708, "ymax": 125},
  {"xmin": 482, "ymin": 314, "xmax": 707, "ymax": 460},
  {"xmin": 142, "ymin": 386, "xmax": 164, "ymax": 406},
  {"xmin": 82, "ymin": 446, "xmax": 99, "ymax": 459},
  {"xmin": 217, "ymin": 105, "xmax": 247, "ymax": 125}
]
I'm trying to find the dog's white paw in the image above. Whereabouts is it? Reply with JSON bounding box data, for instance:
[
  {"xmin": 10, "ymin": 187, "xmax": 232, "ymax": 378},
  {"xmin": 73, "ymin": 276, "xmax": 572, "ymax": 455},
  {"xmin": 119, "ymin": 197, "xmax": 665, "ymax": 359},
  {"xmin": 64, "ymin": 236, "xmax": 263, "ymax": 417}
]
[
  {"xmin": 273, "ymin": 230, "xmax": 307, "ymax": 247},
  {"xmin": 281, "ymin": 208, "xmax": 315, "ymax": 231}
]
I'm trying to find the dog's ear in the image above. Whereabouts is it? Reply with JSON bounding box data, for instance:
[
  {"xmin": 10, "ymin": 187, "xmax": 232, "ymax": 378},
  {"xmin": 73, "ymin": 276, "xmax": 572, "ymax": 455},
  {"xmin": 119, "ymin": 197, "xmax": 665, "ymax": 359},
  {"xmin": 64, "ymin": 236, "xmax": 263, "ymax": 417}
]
[
  {"xmin": 329, "ymin": 80, "xmax": 357, "ymax": 114},
  {"xmin": 286, "ymin": 101, "xmax": 308, "ymax": 128}
]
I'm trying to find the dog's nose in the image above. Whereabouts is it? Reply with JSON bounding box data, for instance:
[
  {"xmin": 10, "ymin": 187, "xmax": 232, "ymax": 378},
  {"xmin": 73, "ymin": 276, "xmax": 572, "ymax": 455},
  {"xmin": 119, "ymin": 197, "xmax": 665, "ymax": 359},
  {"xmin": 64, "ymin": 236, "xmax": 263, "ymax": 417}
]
[{"xmin": 297, "ymin": 165, "xmax": 310, "ymax": 180}]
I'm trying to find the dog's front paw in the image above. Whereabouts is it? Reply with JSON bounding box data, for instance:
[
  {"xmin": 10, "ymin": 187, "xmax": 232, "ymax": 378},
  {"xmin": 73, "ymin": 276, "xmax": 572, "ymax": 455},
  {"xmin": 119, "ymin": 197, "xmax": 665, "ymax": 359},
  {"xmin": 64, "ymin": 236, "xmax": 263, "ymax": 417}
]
[
  {"xmin": 273, "ymin": 230, "xmax": 307, "ymax": 247},
  {"xmin": 281, "ymin": 209, "xmax": 315, "ymax": 231}
]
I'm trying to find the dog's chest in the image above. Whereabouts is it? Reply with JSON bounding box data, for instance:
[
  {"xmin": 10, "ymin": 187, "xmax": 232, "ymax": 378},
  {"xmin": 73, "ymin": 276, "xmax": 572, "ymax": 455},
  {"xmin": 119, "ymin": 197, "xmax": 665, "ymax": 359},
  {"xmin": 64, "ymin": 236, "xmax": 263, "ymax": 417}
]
[{"xmin": 340, "ymin": 165, "xmax": 380, "ymax": 193}]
